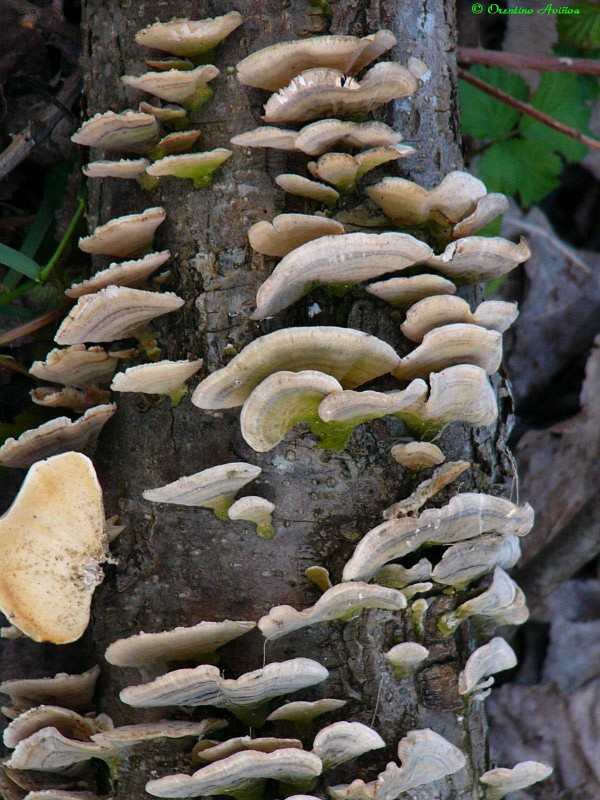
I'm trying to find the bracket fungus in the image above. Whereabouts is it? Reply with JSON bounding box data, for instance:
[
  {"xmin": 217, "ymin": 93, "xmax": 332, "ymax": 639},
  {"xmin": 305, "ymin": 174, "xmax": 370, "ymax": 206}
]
[
  {"xmin": 120, "ymin": 658, "xmax": 329, "ymax": 718},
  {"xmin": 5, "ymin": 728, "xmax": 118, "ymax": 772},
  {"xmin": 312, "ymin": 722, "xmax": 384, "ymax": 769},
  {"xmin": 374, "ymin": 559, "xmax": 433, "ymax": 589},
  {"xmin": 193, "ymin": 736, "xmax": 301, "ymax": 763},
  {"xmin": 82, "ymin": 158, "xmax": 150, "ymax": 180},
  {"xmin": 479, "ymin": 761, "xmax": 553, "ymax": 799},
  {"xmin": 65, "ymin": 251, "xmax": 171, "ymax": 299},
  {"xmin": 343, "ymin": 493, "xmax": 534, "ymax": 583},
  {"xmin": 425, "ymin": 236, "xmax": 531, "ymax": 282},
  {"xmin": 0, "ymin": 453, "xmax": 106, "ymax": 642},
  {"xmin": 307, "ymin": 146, "xmax": 414, "ymax": 193},
  {"xmin": 262, "ymin": 63, "xmax": 417, "ymax": 125},
  {"xmin": 390, "ymin": 442, "xmax": 445, "ymax": 470},
  {"xmin": 258, "ymin": 582, "xmax": 407, "ymax": 641},
  {"xmin": 227, "ymin": 497, "xmax": 276, "ymax": 539},
  {"xmin": 383, "ymin": 460, "xmax": 471, "ymax": 519},
  {"xmin": 191, "ymin": 327, "xmax": 401, "ymax": 410},
  {"xmin": 145, "ymin": 748, "xmax": 323, "ymax": 798},
  {"xmin": 105, "ymin": 619, "xmax": 256, "ymax": 667},
  {"xmin": 0, "ymin": 405, "xmax": 116, "ymax": 468},
  {"xmin": 329, "ymin": 729, "xmax": 466, "ymax": 800},
  {"xmin": 30, "ymin": 345, "xmax": 119, "ymax": 388},
  {"xmin": 135, "ymin": 12, "xmax": 243, "ymax": 58},
  {"xmin": 438, "ymin": 568, "xmax": 529, "ymax": 634},
  {"xmin": 385, "ymin": 643, "xmax": 429, "ymax": 679},
  {"xmin": 30, "ymin": 386, "xmax": 110, "ymax": 414},
  {"xmin": 55, "ymin": 287, "xmax": 184, "ymax": 345},
  {"xmin": 146, "ymin": 149, "xmax": 232, "ymax": 189},
  {"xmin": 267, "ymin": 699, "xmax": 347, "ymax": 726},
  {"xmin": 392, "ymin": 324, "xmax": 503, "ymax": 381},
  {"xmin": 91, "ymin": 719, "xmax": 227, "ymax": 748},
  {"xmin": 151, "ymin": 130, "xmax": 202, "ymax": 159},
  {"xmin": 121, "ymin": 64, "xmax": 219, "ymax": 110},
  {"xmin": 78, "ymin": 207, "xmax": 166, "ymax": 258},
  {"xmin": 71, "ymin": 110, "xmax": 160, "ymax": 153},
  {"xmin": 275, "ymin": 174, "xmax": 339, "ymax": 207},
  {"xmin": 251, "ymin": 232, "xmax": 432, "ymax": 320},
  {"xmin": 140, "ymin": 100, "xmax": 188, "ymax": 127},
  {"xmin": 239, "ymin": 370, "xmax": 343, "ymax": 453},
  {"xmin": 400, "ymin": 297, "xmax": 518, "ymax": 343},
  {"xmin": 458, "ymin": 637, "xmax": 517, "ymax": 696},
  {"xmin": 366, "ymin": 274, "xmax": 456, "ymax": 308},
  {"xmin": 3, "ymin": 706, "xmax": 109, "ymax": 749},
  {"xmin": 0, "ymin": 666, "xmax": 100, "ymax": 717},
  {"xmin": 431, "ymin": 534, "xmax": 521, "ymax": 589},
  {"xmin": 143, "ymin": 462, "xmax": 261, "ymax": 520},
  {"xmin": 111, "ymin": 359, "xmax": 203, "ymax": 405},
  {"xmin": 236, "ymin": 30, "xmax": 397, "ymax": 90},
  {"xmin": 247, "ymin": 214, "xmax": 344, "ymax": 258}
]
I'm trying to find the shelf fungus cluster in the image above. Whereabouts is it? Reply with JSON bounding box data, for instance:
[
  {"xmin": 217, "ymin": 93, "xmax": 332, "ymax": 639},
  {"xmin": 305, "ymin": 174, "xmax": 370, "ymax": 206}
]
[{"xmin": 1, "ymin": 13, "xmax": 553, "ymax": 800}]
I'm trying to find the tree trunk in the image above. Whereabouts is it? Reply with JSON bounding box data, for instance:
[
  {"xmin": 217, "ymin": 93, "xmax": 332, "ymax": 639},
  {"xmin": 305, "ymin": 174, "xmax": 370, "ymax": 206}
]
[{"xmin": 2, "ymin": 1, "xmax": 516, "ymax": 797}]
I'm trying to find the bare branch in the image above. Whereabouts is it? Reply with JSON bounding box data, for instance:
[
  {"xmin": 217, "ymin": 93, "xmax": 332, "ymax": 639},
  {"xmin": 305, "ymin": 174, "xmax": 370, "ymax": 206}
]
[{"xmin": 458, "ymin": 47, "xmax": 600, "ymax": 78}]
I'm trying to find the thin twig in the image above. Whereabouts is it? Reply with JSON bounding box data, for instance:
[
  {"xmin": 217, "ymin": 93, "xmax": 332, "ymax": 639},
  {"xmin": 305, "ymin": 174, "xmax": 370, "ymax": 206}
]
[
  {"xmin": 0, "ymin": 307, "xmax": 64, "ymax": 346},
  {"xmin": 458, "ymin": 47, "xmax": 600, "ymax": 77},
  {"xmin": 504, "ymin": 215, "xmax": 593, "ymax": 276},
  {"xmin": 4, "ymin": 0, "xmax": 79, "ymax": 43},
  {"xmin": 0, "ymin": 70, "xmax": 82, "ymax": 183},
  {"xmin": 458, "ymin": 67, "xmax": 600, "ymax": 153}
]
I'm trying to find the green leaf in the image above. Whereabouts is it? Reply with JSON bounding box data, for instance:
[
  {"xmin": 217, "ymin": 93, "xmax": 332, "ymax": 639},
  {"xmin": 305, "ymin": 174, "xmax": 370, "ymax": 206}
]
[
  {"xmin": 521, "ymin": 71, "xmax": 599, "ymax": 163},
  {"xmin": 0, "ymin": 305, "xmax": 38, "ymax": 320},
  {"xmin": 477, "ymin": 139, "xmax": 562, "ymax": 208},
  {"xmin": 557, "ymin": 0, "xmax": 600, "ymax": 52},
  {"xmin": 0, "ymin": 244, "xmax": 41, "ymax": 280},
  {"xmin": 459, "ymin": 66, "xmax": 529, "ymax": 140}
]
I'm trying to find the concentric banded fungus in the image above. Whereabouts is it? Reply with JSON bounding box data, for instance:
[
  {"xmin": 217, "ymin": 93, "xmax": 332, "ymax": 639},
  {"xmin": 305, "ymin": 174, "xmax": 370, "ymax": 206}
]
[
  {"xmin": 65, "ymin": 251, "xmax": 171, "ymax": 299},
  {"xmin": 0, "ymin": 405, "xmax": 116, "ymax": 468},
  {"xmin": 135, "ymin": 12, "xmax": 243, "ymax": 57},
  {"xmin": 479, "ymin": 762, "xmax": 553, "ymax": 799},
  {"xmin": 71, "ymin": 110, "xmax": 160, "ymax": 153},
  {"xmin": 267, "ymin": 699, "xmax": 347, "ymax": 726},
  {"xmin": 258, "ymin": 582, "xmax": 407, "ymax": 641},
  {"xmin": 252, "ymin": 232, "xmax": 432, "ymax": 320},
  {"xmin": 391, "ymin": 324, "xmax": 502, "ymax": 380},
  {"xmin": 383, "ymin": 461, "xmax": 471, "ymax": 519},
  {"xmin": 366, "ymin": 275, "xmax": 456, "ymax": 308},
  {"xmin": 151, "ymin": 130, "xmax": 202, "ymax": 159},
  {"xmin": 55, "ymin": 287, "xmax": 184, "ymax": 345},
  {"xmin": 146, "ymin": 149, "xmax": 232, "ymax": 189},
  {"xmin": 237, "ymin": 30, "xmax": 397, "ymax": 90},
  {"xmin": 30, "ymin": 345, "xmax": 119, "ymax": 387},
  {"xmin": 82, "ymin": 159, "xmax": 150, "ymax": 180},
  {"xmin": 111, "ymin": 359, "xmax": 203, "ymax": 405},
  {"xmin": 19, "ymin": 792, "xmax": 98, "ymax": 800},
  {"xmin": 390, "ymin": 442, "xmax": 445, "ymax": 470},
  {"xmin": 458, "ymin": 637, "xmax": 517, "ymax": 696},
  {"xmin": 122, "ymin": 65, "xmax": 219, "ymax": 110},
  {"xmin": 248, "ymin": 214, "xmax": 344, "ymax": 258},
  {"xmin": 451, "ymin": 193, "xmax": 510, "ymax": 239},
  {"xmin": 145, "ymin": 749, "xmax": 323, "ymax": 798},
  {"xmin": 191, "ymin": 327, "xmax": 401, "ymax": 410},
  {"xmin": 400, "ymin": 298, "xmax": 518, "ymax": 343},
  {"xmin": 5, "ymin": 728, "xmax": 117, "ymax": 771},
  {"xmin": 3, "ymin": 707, "xmax": 108, "ymax": 749},
  {"xmin": 227, "ymin": 497, "xmax": 276, "ymax": 539},
  {"xmin": 143, "ymin": 462, "xmax": 261, "ymax": 520},
  {"xmin": 307, "ymin": 147, "xmax": 413, "ymax": 193},
  {"xmin": 105, "ymin": 620, "xmax": 256, "ymax": 667},
  {"xmin": 329, "ymin": 729, "xmax": 466, "ymax": 800},
  {"xmin": 91, "ymin": 719, "xmax": 226, "ymax": 748},
  {"xmin": 343, "ymin": 494, "xmax": 534, "ymax": 582},
  {"xmin": 0, "ymin": 452, "xmax": 106, "ymax": 642},
  {"xmin": 385, "ymin": 643, "xmax": 429, "ymax": 678},
  {"xmin": 374, "ymin": 559, "xmax": 433, "ymax": 589},
  {"xmin": 275, "ymin": 175, "xmax": 339, "ymax": 207},
  {"xmin": 78, "ymin": 208, "xmax": 166, "ymax": 258},
  {"xmin": 239, "ymin": 371, "xmax": 343, "ymax": 452},
  {"xmin": 367, "ymin": 171, "xmax": 497, "ymax": 233},
  {"xmin": 262, "ymin": 63, "xmax": 417, "ymax": 125},
  {"xmin": 0, "ymin": 666, "xmax": 100, "ymax": 716},
  {"xmin": 140, "ymin": 101, "xmax": 188, "ymax": 127},
  {"xmin": 120, "ymin": 658, "xmax": 329, "ymax": 717},
  {"xmin": 425, "ymin": 237, "xmax": 530, "ymax": 282},
  {"xmin": 431, "ymin": 534, "xmax": 521, "ymax": 589},
  {"xmin": 193, "ymin": 737, "xmax": 301, "ymax": 763},
  {"xmin": 438, "ymin": 568, "xmax": 529, "ymax": 634},
  {"xmin": 30, "ymin": 386, "xmax": 110, "ymax": 414},
  {"xmin": 312, "ymin": 722, "xmax": 384, "ymax": 769}
]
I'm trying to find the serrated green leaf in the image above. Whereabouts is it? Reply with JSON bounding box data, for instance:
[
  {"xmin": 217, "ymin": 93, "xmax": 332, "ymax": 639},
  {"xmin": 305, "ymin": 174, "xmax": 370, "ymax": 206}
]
[
  {"xmin": 521, "ymin": 71, "xmax": 598, "ymax": 163},
  {"xmin": 0, "ymin": 244, "xmax": 41, "ymax": 280},
  {"xmin": 557, "ymin": 1, "xmax": 600, "ymax": 52},
  {"xmin": 477, "ymin": 139, "xmax": 562, "ymax": 208},
  {"xmin": 459, "ymin": 66, "xmax": 529, "ymax": 140}
]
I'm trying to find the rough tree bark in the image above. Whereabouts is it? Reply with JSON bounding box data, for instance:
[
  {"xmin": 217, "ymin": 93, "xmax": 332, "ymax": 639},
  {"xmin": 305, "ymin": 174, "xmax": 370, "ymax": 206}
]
[{"xmin": 1, "ymin": 1, "xmax": 516, "ymax": 798}]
